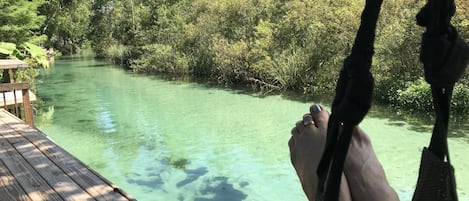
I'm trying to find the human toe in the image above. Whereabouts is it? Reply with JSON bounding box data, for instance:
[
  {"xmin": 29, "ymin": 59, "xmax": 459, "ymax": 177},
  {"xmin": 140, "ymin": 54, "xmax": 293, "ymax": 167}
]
[
  {"xmin": 302, "ymin": 114, "xmax": 315, "ymax": 127},
  {"xmin": 309, "ymin": 104, "xmax": 329, "ymax": 129}
]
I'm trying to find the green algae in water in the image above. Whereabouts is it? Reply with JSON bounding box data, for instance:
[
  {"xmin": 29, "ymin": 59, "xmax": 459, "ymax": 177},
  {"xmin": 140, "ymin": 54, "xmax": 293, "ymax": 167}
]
[{"xmin": 170, "ymin": 158, "xmax": 191, "ymax": 170}]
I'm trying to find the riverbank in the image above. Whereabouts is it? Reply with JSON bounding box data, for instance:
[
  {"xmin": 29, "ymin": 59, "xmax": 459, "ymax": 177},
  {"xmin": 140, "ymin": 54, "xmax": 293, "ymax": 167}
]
[{"xmin": 87, "ymin": 0, "xmax": 469, "ymax": 117}]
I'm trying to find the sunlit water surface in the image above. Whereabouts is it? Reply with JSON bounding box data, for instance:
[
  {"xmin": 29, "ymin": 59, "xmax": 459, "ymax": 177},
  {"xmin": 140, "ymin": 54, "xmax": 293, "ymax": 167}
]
[{"xmin": 35, "ymin": 57, "xmax": 469, "ymax": 201}]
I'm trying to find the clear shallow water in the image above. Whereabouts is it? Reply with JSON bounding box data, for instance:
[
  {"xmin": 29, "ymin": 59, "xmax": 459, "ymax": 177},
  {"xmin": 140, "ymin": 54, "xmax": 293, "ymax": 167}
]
[{"xmin": 35, "ymin": 57, "xmax": 469, "ymax": 201}]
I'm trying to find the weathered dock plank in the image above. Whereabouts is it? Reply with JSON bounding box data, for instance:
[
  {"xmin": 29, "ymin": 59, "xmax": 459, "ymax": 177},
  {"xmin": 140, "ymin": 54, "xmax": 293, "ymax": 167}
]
[
  {"xmin": 2, "ymin": 114, "xmax": 131, "ymax": 201},
  {"xmin": 0, "ymin": 109, "xmax": 135, "ymax": 201},
  {"xmin": 0, "ymin": 160, "xmax": 32, "ymax": 201},
  {"xmin": 0, "ymin": 135, "xmax": 63, "ymax": 201},
  {"xmin": 13, "ymin": 139, "xmax": 95, "ymax": 201}
]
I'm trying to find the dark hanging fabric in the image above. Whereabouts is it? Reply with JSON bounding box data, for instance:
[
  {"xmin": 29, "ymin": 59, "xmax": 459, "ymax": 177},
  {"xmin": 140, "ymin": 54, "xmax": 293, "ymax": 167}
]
[
  {"xmin": 416, "ymin": 0, "xmax": 469, "ymax": 89},
  {"xmin": 413, "ymin": 0, "xmax": 468, "ymax": 200},
  {"xmin": 314, "ymin": 0, "xmax": 383, "ymax": 200}
]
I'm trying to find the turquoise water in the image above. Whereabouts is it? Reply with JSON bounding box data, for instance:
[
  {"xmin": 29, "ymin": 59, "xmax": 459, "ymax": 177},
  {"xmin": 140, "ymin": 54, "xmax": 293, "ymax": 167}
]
[{"xmin": 35, "ymin": 57, "xmax": 469, "ymax": 201}]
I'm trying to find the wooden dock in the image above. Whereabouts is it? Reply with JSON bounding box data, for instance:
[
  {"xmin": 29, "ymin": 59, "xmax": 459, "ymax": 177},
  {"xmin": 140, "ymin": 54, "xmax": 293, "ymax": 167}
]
[{"xmin": 0, "ymin": 109, "xmax": 135, "ymax": 201}]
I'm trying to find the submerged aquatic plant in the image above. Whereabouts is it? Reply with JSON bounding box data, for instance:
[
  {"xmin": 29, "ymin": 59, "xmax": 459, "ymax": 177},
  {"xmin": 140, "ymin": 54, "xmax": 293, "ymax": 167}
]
[{"xmin": 170, "ymin": 158, "xmax": 190, "ymax": 169}]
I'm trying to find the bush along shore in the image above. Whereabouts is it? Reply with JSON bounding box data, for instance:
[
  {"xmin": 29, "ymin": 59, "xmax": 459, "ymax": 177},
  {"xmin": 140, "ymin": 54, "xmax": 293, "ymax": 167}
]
[
  {"xmin": 90, "ymin": 0, "xmax": 468, "ymax": 117},
  {"xmin": 9, "ymin": 0, "xmax": 466, "ymax": 117}
]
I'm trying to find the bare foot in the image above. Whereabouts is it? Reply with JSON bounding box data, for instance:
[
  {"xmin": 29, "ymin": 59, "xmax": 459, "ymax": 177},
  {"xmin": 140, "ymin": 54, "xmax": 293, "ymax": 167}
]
[
  {"xmin": 343, "ymin": 127, "xmax": 400, "ymax": 201},
  {"xmin": 289, "ymin": 105, "xmax": 352, "ymax": 201},
  {"xmin": 289, "ymin": 104, "xmax": 399, "ymax": 201}
]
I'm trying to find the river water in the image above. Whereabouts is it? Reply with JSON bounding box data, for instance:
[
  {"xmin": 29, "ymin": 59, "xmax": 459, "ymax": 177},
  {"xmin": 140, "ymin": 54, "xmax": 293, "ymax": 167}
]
[{"xmin": 34, "ymin": 57, "xmax": 469, "ymax": 201}]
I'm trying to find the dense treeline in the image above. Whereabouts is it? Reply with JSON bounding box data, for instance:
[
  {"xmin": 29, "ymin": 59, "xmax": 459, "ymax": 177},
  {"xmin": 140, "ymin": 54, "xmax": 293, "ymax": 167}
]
[
  {"xmin": 1, "ymin": 0, "xmax": 468, "ymax": 116},
  {"xmin": 87, "ymin": 0, "xmax": 469, "ymax": 116}
]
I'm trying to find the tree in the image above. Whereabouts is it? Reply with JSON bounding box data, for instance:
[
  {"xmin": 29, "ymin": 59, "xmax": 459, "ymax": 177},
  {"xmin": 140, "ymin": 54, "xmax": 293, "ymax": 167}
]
[
  {"xmin": 39, "ymin": 0, "xmax": 92, "ymax": 54},
  {"xmin": 0, "ymin": 0, "xmax": 49, "ymax": 84},
  {"xmin": 0, "ymin": 0, "xmax": 47, "ymax": 45},
  {"xmin": 89, "ymin": 0, "xmax": 136, "ymax": 59}
]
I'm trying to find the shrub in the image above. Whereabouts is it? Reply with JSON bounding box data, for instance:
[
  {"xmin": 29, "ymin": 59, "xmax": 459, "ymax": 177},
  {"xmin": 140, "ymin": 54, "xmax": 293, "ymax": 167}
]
[
  {"xmin": 131, "ymin": 44, "xmax": 189, "ymax": 75},
  {"xmin": 105, "ymin": 43, "xmax": 129, "ymax": 65},
  {"xmin": 374, "ymin": 76, "xmax": 407, "ymax": 104},
  {"xmin": 376, "ymin": 77, "xmax": 469, "ymax": 117},
  {"xmin": 452, "ymin": 82, "xmax": 469, "ymax": 117},
  {"xmin": 396, "ymin": 78, "xmax": 433, "ymax": 113},
  {"xmin": 270, "ymin": 49, "xmax": 312, "ymax": 92}
]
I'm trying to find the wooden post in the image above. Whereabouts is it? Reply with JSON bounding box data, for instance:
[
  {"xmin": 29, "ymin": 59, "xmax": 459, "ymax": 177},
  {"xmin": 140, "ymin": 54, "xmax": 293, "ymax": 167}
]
[
  {"xmin": 8, "ymin": 69, "xmax": 15, "ymax": 83},
  {"xmin": 22, "ymin": 87, "xmax": 33, "ymax": 126},
  {"xmin": 2, "ymin": 92, "xmax": 6, "ymax": 108},
  {"xmin": 13, "ymin": 90, "xmax": 19, "ymax": 116},
  {"xmin": 8, "ymin": 67, "xmax": 19, "ymax": 116}
]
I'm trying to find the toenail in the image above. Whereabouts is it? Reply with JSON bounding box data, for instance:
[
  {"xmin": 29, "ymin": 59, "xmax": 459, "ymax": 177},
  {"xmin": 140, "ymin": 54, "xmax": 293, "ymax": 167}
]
[{"xmin": 312, "ymin": 104, "xmax": 322, "ymax": 113}]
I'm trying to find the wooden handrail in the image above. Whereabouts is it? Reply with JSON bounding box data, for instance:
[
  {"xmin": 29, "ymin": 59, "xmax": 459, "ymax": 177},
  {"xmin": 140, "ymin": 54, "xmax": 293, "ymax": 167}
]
[
  {"xmin": 0, "ymin": 83, "xmax": 30, "ymax": 91},
  {"xmin": 0, "ymin": 83, "xmax": 34, "ymax": 125}
]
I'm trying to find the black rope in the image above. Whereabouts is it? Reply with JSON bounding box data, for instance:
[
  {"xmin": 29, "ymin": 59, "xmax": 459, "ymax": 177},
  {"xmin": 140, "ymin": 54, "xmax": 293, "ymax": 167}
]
[
  {"xmin": 315, "ymin": 0, "xmax": 383, "ymax": 200},
  {"xmin": 416, "ymin": 0, "xmax": 468, "ymax": 159},
  {"xmin": 412, "ymin": 0, "xmax": 468, "ymax": 200},
  {"xmin": 428, "ymin": 86, "xmax": 452, "ymax": 161}
]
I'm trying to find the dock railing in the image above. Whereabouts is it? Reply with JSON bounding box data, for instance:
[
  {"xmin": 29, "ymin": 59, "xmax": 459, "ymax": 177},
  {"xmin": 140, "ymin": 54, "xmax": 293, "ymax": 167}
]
[{"xmin": 0, "ymin": 82, "xmax": 34, "ymax": 125}]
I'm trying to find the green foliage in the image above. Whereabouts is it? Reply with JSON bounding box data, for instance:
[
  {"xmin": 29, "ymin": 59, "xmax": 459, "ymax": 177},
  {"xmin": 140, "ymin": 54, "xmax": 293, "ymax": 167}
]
[
  {"xmin": 0, "ymin": 0, "xmax": 47, "ymax": 45},
  {"xmin": 0, "ymin": 0, "xmax": 50, "ymax": 85},
  {"xmin": 452, "ymin": 0, "xmax": 469, "ymax": 39},
  {"xmin": 85, "ymin": 0, "xmax": 469, "ymax": 116},
  {"xmin": 0, "ymin": 41, "xmax": 48, "ymax": 86},
  {"xmin": 452, "ymin": 82, "xmax": 469, "ymax": 116},
  {"xmin": 0, "ymin": 42, "xmax": 49, "ymax": 69},
  {"xmin": 2, "ymin": 0, "xmax": 461, "ymax": 116},
  {"xmin": 396, "ymin": 78, "xmax": 433, "ymax": 113},
  {"xmin": 0, "ymin": 42, "xmax": 26, "ymax": 59},
  {"xmin": 132, "ymin": 44, "xmax": 189, "ymax": 75},
  {"xmin": 104, "ymin": 43, "xmax": 130, "ymax": 65},
  {"xmin": 374, "ymin": 77, "xmax": 406, "ymax": 104},
  {"xmin": 0, "ymin": 42, "xmax": 17, "ymax": 55},
  {"xmin": 376, "ymin": 78, "xmax": 469, "ymax": 117},
  {"xmin": 271, "ymin": 49, "xmax": 313, "ymax": 91},
  {"xmin": 23, "ymin": 42, "xmax": 50, "ymax": 68},
  {"xmin": 15, "ymin": 67, "xmax": 40, "ymax": 86},
  {"xmin": 39, "ymin": 0, "xmax": 92, "ymax": 54}
]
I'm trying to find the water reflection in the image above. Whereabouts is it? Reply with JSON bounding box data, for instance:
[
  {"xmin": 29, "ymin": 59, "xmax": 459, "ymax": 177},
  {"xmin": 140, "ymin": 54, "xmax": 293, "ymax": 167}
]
[{"xmin": 96, "ymin": 109, "xmax": 116, "ymax": 134}]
